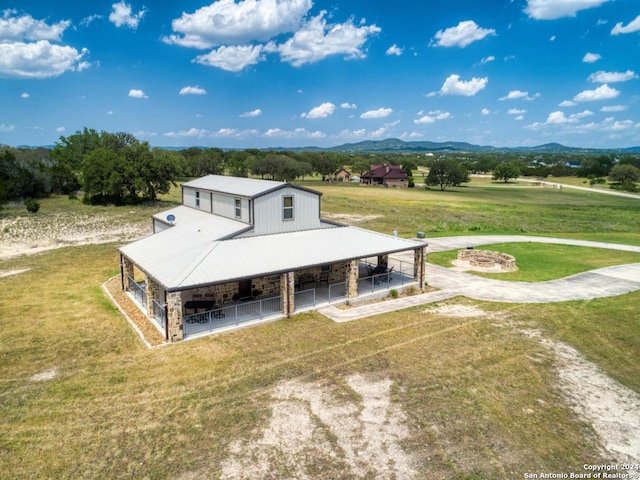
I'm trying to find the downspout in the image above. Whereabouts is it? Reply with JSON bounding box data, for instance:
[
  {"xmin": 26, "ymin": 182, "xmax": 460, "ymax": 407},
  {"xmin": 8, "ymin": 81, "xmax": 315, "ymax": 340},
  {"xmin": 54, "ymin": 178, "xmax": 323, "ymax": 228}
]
[
  {"xmin": 120, "ymin": 253, "xmax": 125, "ymax": 291},
  {"xmin": 163, "ymin": 290, "xmax": 169, "ymax": 341}
]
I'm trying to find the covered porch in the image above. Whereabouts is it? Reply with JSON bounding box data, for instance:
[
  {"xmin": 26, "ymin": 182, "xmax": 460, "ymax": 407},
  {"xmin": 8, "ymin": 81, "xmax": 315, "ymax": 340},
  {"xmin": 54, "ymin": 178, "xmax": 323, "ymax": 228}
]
[{"xmin": 121, "ymin": 247, "xmax": 426, "ymax": 342}]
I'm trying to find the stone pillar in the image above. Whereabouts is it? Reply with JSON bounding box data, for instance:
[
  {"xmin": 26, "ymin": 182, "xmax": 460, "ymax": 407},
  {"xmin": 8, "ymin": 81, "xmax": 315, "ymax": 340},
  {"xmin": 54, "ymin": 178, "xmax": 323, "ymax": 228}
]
[
  {"xmin": 280, "ymin": 272, "xmax": 295, "ymax": 317},
  {"xmin": 377, "ymin": 254, "xmax": 388, "ymax": 269},
  {"xmin": 346, "ymin": 260, "xmax": 359, "ymax": 299},
  {"xmin": 166, "ymin": 291, "xmax": 183, "ymax": 342},
  {"xmin": 145, "ymin": 276, "xmax": 160, "ymax": 319},
  {"xmin": 413, "ymin": 247, "xmax": 426, "ymax": 290},
  {"xmin": 121, "ymin": 256, "xmax": 134, "ymax": 290}
]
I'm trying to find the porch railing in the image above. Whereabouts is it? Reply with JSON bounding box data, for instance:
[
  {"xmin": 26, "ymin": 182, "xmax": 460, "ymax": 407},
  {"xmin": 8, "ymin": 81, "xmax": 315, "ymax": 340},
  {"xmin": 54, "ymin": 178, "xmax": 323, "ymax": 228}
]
[
  {"xmin": 294, "ymin": 288, "xmax": 316, "ymax": 311},
  {"xmin": 183, "ymin": 296, "xmax": 281, "ymax": 337},
  {"xmin": 151, "ymin": 299, "xmax": 166, "ymax": 336},
  {"xmin": 328, "ymin": 282, "xmax": 347, "ymax": 302},
  {"xmin": 127, "ymin": 276, "xmax": 147, "ymax": 313}
]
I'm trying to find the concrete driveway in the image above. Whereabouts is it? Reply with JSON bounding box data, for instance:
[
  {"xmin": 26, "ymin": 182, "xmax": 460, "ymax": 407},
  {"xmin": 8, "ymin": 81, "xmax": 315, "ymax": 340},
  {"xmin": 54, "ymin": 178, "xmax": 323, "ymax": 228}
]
[{"xmin": 320, "ymin": 235, "xmax": 640, "ymax": 322}]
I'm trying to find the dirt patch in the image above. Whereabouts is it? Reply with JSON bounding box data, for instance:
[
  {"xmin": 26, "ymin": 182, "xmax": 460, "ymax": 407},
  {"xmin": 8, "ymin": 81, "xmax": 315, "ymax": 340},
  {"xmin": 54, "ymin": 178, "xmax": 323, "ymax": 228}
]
[
  {"xmin": 0, "ymin": 268, "xmax": 30, "ymax": 278},
  {"xmin": 30, "ymin": 368, "xmax": 58, "ymax": 382},
  {"xmin": 0, "ymin": 212, "xmax": 150, "ymax": 260},
  {"xmin": 522, "ymin": 329, "xmax": 640, "ymax": 462},
  {"xmin": 430, "ymin": 304, "xmax": 640, "ymax": 463},
  {"xmin": 219, "ymin": 373, "xmax": 417, "ymax": 479},
  {"xmin": 323, "ymin": 213, "xmax": 382, "ymax": 224}
]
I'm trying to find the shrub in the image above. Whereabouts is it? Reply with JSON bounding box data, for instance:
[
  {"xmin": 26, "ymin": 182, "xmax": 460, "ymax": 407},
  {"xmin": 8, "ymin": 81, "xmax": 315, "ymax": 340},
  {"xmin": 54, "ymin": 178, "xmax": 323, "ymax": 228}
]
[
  {"xmin": 389, "ymin": 289, "xmax": 399, "ymax": 299},
  {"xmin": 25, "ymin": 198, "xmax": 40, "ymax": 214}
]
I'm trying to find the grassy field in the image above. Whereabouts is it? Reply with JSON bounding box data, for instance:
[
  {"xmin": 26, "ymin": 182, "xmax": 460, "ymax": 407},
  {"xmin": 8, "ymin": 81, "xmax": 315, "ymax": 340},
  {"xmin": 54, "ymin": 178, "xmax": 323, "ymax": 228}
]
[{"xmin": 1, "ymin": 178, "xmax": 639, "ymax": 479}]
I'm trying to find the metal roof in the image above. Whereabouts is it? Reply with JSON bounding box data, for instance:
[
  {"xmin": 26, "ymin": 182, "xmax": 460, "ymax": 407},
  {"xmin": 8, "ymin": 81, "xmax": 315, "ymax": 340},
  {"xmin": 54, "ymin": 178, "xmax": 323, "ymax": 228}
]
[
  {"xmin": 152, "ymin": 205, "xmax": 248, "ymax": 230},
  {"xmin": 120, "ymin": 224, "xmax": 423, "ymax": 291},
  {"xmin": 181, "ymin": 175, "xmax": 290, "ymax": 198}
]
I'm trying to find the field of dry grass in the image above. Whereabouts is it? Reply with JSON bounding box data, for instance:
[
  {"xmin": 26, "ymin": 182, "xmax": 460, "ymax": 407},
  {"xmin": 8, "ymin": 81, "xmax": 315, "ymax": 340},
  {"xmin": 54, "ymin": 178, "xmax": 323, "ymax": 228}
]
[{"xmin": 1, "ymin": 181, "xmax": 639, "ymax": 478}]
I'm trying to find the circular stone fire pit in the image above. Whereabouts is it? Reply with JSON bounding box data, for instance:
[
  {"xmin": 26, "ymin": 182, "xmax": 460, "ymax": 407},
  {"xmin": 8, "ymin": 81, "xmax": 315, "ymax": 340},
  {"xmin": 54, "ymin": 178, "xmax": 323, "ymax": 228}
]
[{"xmin": 456, "ymin": 249, "xmax": 516, "ymax": 271}]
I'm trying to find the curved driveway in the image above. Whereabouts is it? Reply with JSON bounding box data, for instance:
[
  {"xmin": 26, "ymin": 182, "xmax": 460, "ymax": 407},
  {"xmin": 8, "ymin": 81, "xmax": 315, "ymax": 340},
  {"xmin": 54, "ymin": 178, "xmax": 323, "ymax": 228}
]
[{"xmin": 320, "ymin": 235, "xmax": 640, "ymax": 322}]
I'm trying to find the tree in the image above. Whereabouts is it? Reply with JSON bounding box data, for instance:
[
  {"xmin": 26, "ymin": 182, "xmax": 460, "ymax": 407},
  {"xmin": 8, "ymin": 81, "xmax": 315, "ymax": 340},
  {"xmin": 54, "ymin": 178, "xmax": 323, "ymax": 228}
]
[
  {"xmin": 609, "ymin": 164, "xmax": 640, "ymax": 186},
  {"xmin": 492, "ymin": 162, "xmax": 521, "ymax": 183},
  {"xmin": 425, "ymin": 160, "xmax": 469, "ymax": 191}
]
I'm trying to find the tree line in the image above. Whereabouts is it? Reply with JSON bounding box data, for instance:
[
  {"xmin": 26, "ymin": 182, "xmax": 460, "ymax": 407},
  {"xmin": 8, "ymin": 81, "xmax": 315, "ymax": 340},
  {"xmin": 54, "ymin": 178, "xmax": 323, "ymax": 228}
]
[{"xmin": 2, "ymin": 128, "xmax": 639, "ymax": 209}]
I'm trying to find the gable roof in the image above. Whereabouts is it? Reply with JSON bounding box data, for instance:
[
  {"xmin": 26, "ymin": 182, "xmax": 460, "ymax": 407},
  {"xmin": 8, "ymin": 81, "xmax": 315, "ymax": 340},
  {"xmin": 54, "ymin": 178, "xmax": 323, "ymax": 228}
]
[
  {"xmin": 361, "ymin": 164, "xmax": 408, "ymax": 180},
  {"xmin": 182, "ymin": 175, "xmax": 322, "ymax": 199},
  {"xmin": 120, "ymin": 224, "xmax": 422, "ymax": 291}
]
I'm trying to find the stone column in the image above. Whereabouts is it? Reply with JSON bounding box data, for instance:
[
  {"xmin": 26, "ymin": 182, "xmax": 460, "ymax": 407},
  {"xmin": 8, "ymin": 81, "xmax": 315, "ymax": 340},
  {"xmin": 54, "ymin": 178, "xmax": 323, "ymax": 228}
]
[
  {"xmin": 346, "ymin": 260, "xmax": 359, "ymax": 300},
  {"xmin": 280, "ymin": 272, "xmax": 295, "ymax": 317},
  {"xmin": 166, "ymin": 291, "xmax": 183, "ymax": 342},
  {"xmin": 413, "ymin": 247, "xmax": 426, "ymax": 290},
  {"xmin": 145, "ymin": 276, "xmax": 159, "ymax": 319}
]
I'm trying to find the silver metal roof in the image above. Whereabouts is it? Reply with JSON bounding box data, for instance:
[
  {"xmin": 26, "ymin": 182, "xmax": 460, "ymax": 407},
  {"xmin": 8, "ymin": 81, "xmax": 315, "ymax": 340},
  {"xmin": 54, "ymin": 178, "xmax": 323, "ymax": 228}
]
[
  {"xmin": 120, "ymin": 224, "xmax": 423, "ymax": 291},
  {"xmin": 152, "ymin": 205, "xmax": 249, "ymax": 230},
  {"xmin": 182, "ymin": 175, "xmax": 288, "ymax": 198}
]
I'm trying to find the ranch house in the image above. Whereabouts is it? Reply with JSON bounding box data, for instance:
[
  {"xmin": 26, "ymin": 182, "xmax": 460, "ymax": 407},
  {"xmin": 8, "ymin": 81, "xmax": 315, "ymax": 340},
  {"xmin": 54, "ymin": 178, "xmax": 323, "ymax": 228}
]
[{"xmin": 119, "ymin": 175, "xmax": 426, "ymax": 342}]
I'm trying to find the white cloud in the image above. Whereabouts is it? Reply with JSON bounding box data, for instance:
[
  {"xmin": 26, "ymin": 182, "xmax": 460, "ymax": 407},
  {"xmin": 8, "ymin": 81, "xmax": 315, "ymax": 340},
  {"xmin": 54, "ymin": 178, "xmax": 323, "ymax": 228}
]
[
  {"xmin": 481, "ymin": 108, "xmax": 491, "ymax": 115},
  {"xmin": 194, "ymin": 44, "xmax": 264, "ymax": 72},
  {"xmin": 432, "ymin": 20, "xmax": 495, "ymax": 48},
  {"xmin": 480, "ymin": 55, "xmax": 495, "ymax": 64},
  {"xmin": 436, "ymin": 74, "xmax": 488, "ymax": 96},
  {"xmin": 80, "ymin": 15, "xmax": 103, "ymax": 28},
  {"xmin": 275, "ymin": 11, "xmax": 380, "ymax": 66},
  {"xmin": 414, "ymin": 110, "xmax": 451, "ymax": 124},
  {"xmin": 544, "ymin": 110, "xmax": 594, "ymax": 125},
  {"xmin": 360, "ymin": 107, "xmax": 393, "ymax": 119},
  {"xmin": 0, "ymin": 12, "xmax": 87, "ymax": 79},
  {"xmin": 128, "ymin": 89, "xmax": 148, "ymax": 99},
  {"xmin": 588, "ymin": 70, "xmax": 638, "ymax": 83},
  {"xmin": 21, "ymin": 92, "xmax": 29, "ymax": 98},
  {"xmin": 611, "ymin": 15, "xmax": 640, "ymax": 35},
  {"xmin": 386, "ymin": 44, "xmax": 403, "ymax": 56},
  {"xmin": 263, "ymin": 127, "xmax": 325, "ymax": 139},
  {"xmin": 0, "ymin": 11, "xmax": 70, "ymax": 41},
  {"xmin": 508, "ymin": 108, "xmax": 527, "ymax": 115},
  {"xmin": 573, "ymin": 84, "xmax": 619, "ymax": 102},
  {"xmin": 399, "ymin": 131, "xmax": 424, "ymax": 140},
  {"xmin": 339, "ymin": 127, "xmax": 388, "ymax": 139},
  {"xmin": 499, "ymin": 90, "xmax": 540, "ymax": 101},
  {"xmin": 301, "ymin": 102, "xmax": 336, "ymax": 119},
  {"xmin": 525, "ymin": 0, "xmax": 612, "ymax": 20},
  {"xmin": 603, "ymin": 119, "xmax": 634, "ymax": 131},
  {"xmin": 164, "ymin": 128, "xmax": 210, "ymax": 138},
  {"xmin": 109, "ymin": 1, "xmax": 146, "ymax": 29},
  {"xmin": 56, "ymin": 126, "xmax": 65, "ymax": 132},
  {"xmin": 582, "ymin": 52, "xmax": 601, "ymax": 63},
  {"xmin": 0, "ymin": 123, "xmax": 15, "ymax": 132},
  {"xmin": 164, "ymin": 0, "xmax": 312, "ymax": 48},
  {"xmin": 179, "ymin": 85, "xmax": 207, "ymax": 95},
  {"xmin": 240, "ymin": 108, "xmax": 262, "ymax": 118},
  {"xmin": 559, "ymin": 100, "xmax": 577, "ymax": 107},
  {"xmin": 340, "ymin": 102, "xmax": 357, "ymax": 109},
  {"xmin": 600, "ymin": 105, "xmax": 627, "ymax": 112},
  {"xmin": 107, "ymin": 111, "xmax": 114, "ymax": 115},
  {"xmin": 550, "ymin": 35, "xmax": 556, "ymax": 41},
  {"xmin": 0, "ymin": 40, "xmax": 88, "ymax": 79}
]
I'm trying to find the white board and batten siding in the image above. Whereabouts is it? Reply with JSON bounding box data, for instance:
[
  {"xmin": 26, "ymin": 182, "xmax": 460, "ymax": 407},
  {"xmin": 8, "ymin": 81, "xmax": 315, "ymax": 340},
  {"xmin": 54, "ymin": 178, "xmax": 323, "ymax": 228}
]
[
  {"xmin": 244, "ymin": 186, "xmax": 322, "ymax": 236},
  {"xmin": 183, "ymin": 186, "xmax": 248, "ymax": 221}
]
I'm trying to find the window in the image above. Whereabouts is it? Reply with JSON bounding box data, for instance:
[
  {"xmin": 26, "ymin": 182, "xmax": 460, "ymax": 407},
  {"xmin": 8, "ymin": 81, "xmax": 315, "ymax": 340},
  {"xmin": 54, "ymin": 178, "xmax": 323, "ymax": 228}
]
[
  {"xmin": 283, "ymin": 195, "xmax": 294, "ymax": 220},
  {"xmin": 234, "ymin": 198, "xmax": 241, "ymax": 218},
  {"xmin": 195, "ymin": 191, "xmax": 200, "ymax": 207}
]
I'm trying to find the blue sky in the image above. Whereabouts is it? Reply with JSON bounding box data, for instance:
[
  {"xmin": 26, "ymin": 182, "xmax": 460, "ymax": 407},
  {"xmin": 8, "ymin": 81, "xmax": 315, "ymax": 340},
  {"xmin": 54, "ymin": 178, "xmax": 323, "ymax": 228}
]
[{"xmin": 1, "ymin": 0, "xmax": 639, "ymax": 149}]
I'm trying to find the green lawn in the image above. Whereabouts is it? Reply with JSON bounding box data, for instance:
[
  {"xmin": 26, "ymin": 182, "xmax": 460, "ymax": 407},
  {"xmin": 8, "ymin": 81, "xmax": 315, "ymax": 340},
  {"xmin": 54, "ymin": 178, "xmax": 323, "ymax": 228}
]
[
  {"xmin": 426, "ymin": 242, "xmax": 640, "ymax": 282},
  {"xmin": 1, "ymin": 178, "xmax": 639, "ymax": 479}
]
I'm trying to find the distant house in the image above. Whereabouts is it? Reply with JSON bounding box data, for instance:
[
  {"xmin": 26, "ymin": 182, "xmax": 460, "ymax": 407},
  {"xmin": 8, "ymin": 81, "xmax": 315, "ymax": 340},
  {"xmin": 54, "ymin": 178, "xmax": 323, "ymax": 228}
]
[
  {"xmin": 360, "ymin": 164, "xmax": 409, "ymax": 188},
  {"xmin": 333, "ymin": 168, "xmax": 352, "ymax": 182},
  {"xmin": 119, "ymin": 175, "xmax": 427, "ymax": 342}
]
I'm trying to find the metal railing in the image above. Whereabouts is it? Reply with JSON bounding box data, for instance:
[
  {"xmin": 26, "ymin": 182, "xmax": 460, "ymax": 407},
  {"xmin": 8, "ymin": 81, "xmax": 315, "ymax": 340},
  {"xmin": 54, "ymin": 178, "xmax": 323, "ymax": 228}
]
[
  {"xmin": 151, "ymin": 299, "xmax": 166, "ymax": 336},
  {"xmin": 127, "ymin": 276, "xmax": 147, "ymax": 313},
  {"xmin": 294, "ymin": 288, "xmax": 316, "ymax": 311},
  {"xmin": 328, "ymin": 282, "xmax": 347, "ymax": 302},
  {"xmin": 183, "ymin": 296, "xmax": 281, "ymax": 337}
]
